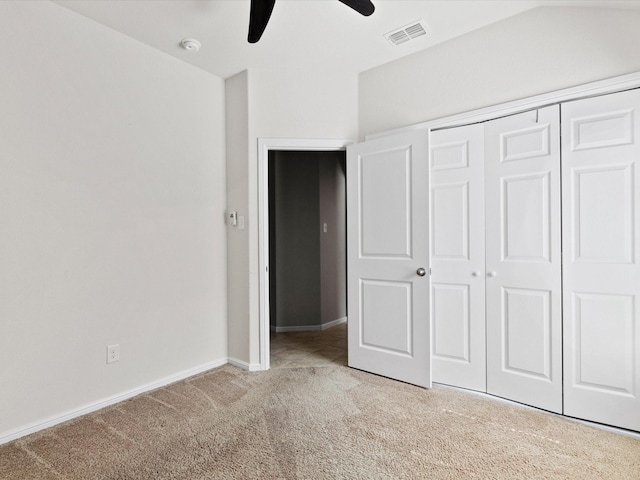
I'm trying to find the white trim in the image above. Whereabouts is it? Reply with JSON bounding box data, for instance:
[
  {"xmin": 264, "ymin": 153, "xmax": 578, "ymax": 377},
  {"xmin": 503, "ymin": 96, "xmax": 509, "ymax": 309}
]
[
  {"xmin": 227, "ymin": 357, "xmax": 263, "ymax": 372},
  {"xmin": 435, "ymin": 383, "xmax": 640, "ymax": 440},
  {"xmin": 0, "ymin": 358, "xmax": 227, "ymax": 446},
  {"xmin": 258, "ymin": 138, "xmax": 353, "ymax": 372},
  {"xmin": 273, "ymin": 325, "xmax": 321, "ymax": 333},
  {"xmin": 272, "ymin": 316, "xmax": 348, "ymax": 333},
  {"xmin": 366, "ymin": 71, "xmax": 640, "ymax": 140},
  {"xmin": 321, "ymin": 316, "xmax": 348, "ymax": 330}
]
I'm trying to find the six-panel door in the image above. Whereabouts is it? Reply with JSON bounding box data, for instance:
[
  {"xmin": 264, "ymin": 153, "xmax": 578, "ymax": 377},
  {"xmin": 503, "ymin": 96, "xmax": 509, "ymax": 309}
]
[
  {"xmin": 484, "ymin": 106, "xmax": 563, "ymax": 414},
  {"xmin": 562, "ymin": 89, "xmax": 640, "ymax": 431},
  {"xmin": 430, "ymin": 124, "xmax": 486, "ymax": 392}
]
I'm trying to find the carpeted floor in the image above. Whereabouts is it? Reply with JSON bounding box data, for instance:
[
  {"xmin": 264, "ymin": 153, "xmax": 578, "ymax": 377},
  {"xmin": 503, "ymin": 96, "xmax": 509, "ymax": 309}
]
[{"xmin": 2, "ymin": 326, "xmax": 639, "ymax": 479}]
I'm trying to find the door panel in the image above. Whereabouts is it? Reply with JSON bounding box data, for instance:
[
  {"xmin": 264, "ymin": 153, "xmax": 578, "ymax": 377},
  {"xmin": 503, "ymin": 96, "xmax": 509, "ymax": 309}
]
[
  {"xmin": 573, "ymin": 165, "xmax": 633, "ymax": 263},
  {"xmin": 430, "ymin": 124, "xmax": 486, "ymax": 392},
  {"xmin": 361, "ymin": 280, "xmax": 412, "ymax": 355},
  {"xmin": 432, "ymin": 182, "xmax": 469, "ymax": 259},
  {"xmin": 502, "ymin": 173, "xmax": 551, "ymax": 261},
  {"xmin": 360, "ymin": 149, "xmax": 411, "ymax": 257},
  {"xmin": 432, "ymin": 284, "xmax": 470, "ymax": 362},
  {"xmin": 485, "ymin": 106, "xmax": 562, "ymax": 413},
  {"xmin": 502, "ymin": 287, "xmax": 552, "ymax": 380},
  {"xmin": 562, "ymin": 88, "xmax": 640, "ymax": 431},
  {"xmin": 347, "ymin": 130, "xmax": 430, "ymax": 387},
  {"xmin": 573, "ymin": 293, "xmax": 634, "ymax": 393}
]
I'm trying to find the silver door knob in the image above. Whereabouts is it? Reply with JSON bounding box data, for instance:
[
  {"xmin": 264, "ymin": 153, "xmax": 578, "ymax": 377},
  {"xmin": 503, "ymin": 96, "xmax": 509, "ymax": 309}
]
[
  {"xmin": 472, "ymin": 271, "xmax": 481, "ymax": 277},
  {"xmin": 487, "ymin": 271, "xmax": 497, "ymax": 277},
  {"xmin": 417, "ymin": 267, "xmax": 427, "ymax": 277}
]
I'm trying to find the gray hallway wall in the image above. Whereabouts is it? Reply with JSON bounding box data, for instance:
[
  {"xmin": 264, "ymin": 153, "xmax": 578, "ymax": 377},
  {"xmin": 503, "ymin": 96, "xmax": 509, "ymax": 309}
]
[{"xmin": 269, "ymin": 151, "xmax": 346, "ymax": 331}]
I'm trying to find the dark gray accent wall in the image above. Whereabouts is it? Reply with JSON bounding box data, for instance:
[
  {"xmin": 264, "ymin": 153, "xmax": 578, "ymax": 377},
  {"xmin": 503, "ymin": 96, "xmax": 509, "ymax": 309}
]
[
  {"xmin": 269, "ymin": 150, "xmax": 346, "ymax": 330},
  {"xmin": 318, "ymin": 154, "xmax": 347, "ymax": 326}
]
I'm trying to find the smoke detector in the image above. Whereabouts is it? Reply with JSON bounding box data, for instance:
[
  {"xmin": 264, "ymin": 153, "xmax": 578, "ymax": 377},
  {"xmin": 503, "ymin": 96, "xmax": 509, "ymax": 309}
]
[
  {"xmin": 181, "ymin": 38, "xmax": 201, "ymax": 52},
  {"xmin": 384, "ymin": 20, "xmax": 428, "ymax": 46}
]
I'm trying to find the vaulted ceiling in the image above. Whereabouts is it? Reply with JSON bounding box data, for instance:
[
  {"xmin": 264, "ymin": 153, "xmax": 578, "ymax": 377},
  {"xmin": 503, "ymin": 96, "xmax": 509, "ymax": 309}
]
[{"xmin": 53, "ymin": 0, "xmax": 640, "ymax": 79}]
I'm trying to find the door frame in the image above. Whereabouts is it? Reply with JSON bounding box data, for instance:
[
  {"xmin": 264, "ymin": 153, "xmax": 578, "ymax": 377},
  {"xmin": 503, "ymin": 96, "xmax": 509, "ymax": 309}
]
[{"xmin": 258, "ymin": 138, "xmax": 354, "ymax": 370}]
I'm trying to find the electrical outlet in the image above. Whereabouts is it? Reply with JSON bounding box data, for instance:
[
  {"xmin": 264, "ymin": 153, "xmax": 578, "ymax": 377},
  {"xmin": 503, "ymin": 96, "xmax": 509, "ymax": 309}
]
[{"xmin": 107, "ymin": 344, "xmax": 120, "ymax": 364}]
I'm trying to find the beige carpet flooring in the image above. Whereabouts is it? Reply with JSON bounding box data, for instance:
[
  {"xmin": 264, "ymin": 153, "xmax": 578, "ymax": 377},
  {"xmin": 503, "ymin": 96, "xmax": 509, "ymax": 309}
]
[{"xmin": 2, "ymin": 325, "xmax": 639, "ymax": 479}]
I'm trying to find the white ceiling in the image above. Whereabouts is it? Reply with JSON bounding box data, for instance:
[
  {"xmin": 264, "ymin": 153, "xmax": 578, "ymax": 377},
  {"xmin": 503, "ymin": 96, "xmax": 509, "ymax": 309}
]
[{"xmin": 53, "ymin": 0, "xmax": 640, "ymax": 79}]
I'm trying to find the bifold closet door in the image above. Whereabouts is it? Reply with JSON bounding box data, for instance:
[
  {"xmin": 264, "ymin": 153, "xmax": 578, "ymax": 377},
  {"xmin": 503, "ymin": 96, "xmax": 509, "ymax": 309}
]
[
  {"xmin": 562, "ymin": 89, "xmax": 640, "ymax": 432},
  {"xmin": 484, "ymin": 106, "xmax": 563, "ymax": 413},
  {"xmin": 430, "ymin": 124, "xmax": 486, "ymax": 392}
]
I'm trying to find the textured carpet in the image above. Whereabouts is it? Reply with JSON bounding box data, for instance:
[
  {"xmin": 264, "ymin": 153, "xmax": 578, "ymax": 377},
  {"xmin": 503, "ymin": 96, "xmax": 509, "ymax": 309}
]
[{"xmin": 1, "ymin": 364, "xmax": 639, "ymax": 479}]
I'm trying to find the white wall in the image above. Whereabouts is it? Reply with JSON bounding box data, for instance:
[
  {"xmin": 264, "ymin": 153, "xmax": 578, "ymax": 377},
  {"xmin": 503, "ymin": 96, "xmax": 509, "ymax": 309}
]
[
  {"xmin": 359, "ymin": 7, "xmax": 640, "ymax": 138},
  {"xmin": 0, "ymin": 1, "xmax": 227, "ymax": 441},
  {"xmin": 226, "ymin": 68, "xmax": 358, "ymax": 365},
  {"xmin": 225, "ymin": 71, "xmax": 251, "ymax": 366}
]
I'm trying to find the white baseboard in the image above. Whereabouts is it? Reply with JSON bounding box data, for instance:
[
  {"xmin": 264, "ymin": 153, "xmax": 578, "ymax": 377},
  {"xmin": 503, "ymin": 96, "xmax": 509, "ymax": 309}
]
[
  {"xmin": 274, "ymin": 325, "xmax": 321, "ymax": 333},
  {"xmin": 273, "ymin": 316, "xmax": 347, "ymax": 333},
  {"xmin": 0, "ymin": 358, "xmax": 227, "ymax": 446},
  {"xmin": 321, "ymin": 316, "xmax": 347, "ymax": 330},
  {"xmin": 227, "ymin": 357, "xmax": 263, "ymax": 372}
]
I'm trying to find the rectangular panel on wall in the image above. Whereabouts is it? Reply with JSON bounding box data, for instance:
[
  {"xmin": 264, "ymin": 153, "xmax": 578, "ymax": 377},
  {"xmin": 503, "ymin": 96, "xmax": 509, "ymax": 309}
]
[{"xmin": 562, "ymin": 88, "xmax": 640, "ymax": 432}]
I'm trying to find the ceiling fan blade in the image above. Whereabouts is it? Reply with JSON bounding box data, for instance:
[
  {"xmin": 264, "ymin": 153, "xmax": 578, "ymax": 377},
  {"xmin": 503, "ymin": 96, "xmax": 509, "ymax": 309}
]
[
  {"xmin": 337, "ymin": 0, "xmax": 375, "ymax": 16},
  {"xmin": 248, "ymin": 0, "xmax": 276, "ymax": 43}
]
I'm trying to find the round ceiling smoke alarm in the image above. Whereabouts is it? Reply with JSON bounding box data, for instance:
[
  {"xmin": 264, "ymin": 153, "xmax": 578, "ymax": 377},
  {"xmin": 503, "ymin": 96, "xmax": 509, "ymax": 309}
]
[{"xmin": 181, "ymin": 38, "xmax": 201, "ymax": 52}]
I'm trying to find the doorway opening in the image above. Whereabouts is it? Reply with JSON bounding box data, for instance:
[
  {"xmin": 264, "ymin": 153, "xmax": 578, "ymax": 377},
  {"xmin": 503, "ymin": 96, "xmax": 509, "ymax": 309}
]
[
  {"xmin": 258, "ymin": 138, "xmax": 353, "ymax": 370},
  {"xmin": 268, "ymin": 150, "xmax": 348, "ymax": 368}
]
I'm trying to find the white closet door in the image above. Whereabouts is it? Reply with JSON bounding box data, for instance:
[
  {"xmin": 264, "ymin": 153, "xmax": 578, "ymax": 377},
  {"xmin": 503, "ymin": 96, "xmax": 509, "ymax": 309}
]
[
  {"xmin": 485, "ymin": 106, "xmax": 563, "ymax": 413},
  {"xmin": 430, "ymin": 124, "xmax": 486, "ymax": 391},
  {"xmin": 562, "ymin": 89, "xmax": 640, "ymax": 431},
  {"xmin": 346, "ymin": 130, "xmax": 431, "ymax": 387}
]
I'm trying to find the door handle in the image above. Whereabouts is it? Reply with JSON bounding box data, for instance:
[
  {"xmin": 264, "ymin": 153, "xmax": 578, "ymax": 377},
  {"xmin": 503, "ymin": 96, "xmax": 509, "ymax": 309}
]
[
  {"xmin": 487, "ymin": 271, "xmax": 497, "ymax": 277},
  {"xmin": 416, "ymin": 267, "xmax": 427, "ymax": 277},
  {"xmin": 472, "ymin": 271, "xmax": 482, "ymax": 277}
]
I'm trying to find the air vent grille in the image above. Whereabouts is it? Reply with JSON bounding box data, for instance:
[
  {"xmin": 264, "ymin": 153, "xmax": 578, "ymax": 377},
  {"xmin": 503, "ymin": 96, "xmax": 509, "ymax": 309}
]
[{"xmin": 384, "ymin": 20, "xmax": 428, "ymax": 46}]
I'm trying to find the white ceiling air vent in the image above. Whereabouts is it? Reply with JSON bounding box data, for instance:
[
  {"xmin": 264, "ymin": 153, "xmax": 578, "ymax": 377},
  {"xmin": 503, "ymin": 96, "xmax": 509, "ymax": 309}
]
[{"xmin": 384, "ymin": 20, "xmax": 428, "ymax": 46}]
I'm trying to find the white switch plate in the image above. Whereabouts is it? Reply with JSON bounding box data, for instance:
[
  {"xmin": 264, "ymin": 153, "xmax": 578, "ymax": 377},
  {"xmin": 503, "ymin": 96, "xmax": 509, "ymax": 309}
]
[{"xmin": 107, "ymin": 344, "xmax": 120, "ymax": 364}]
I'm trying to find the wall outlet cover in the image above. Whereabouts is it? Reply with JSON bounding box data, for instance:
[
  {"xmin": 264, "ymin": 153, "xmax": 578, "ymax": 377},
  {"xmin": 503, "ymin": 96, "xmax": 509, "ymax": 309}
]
[{"xmin": 107, "ymin": 344, "xmax": 120, "ymax": 364}]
